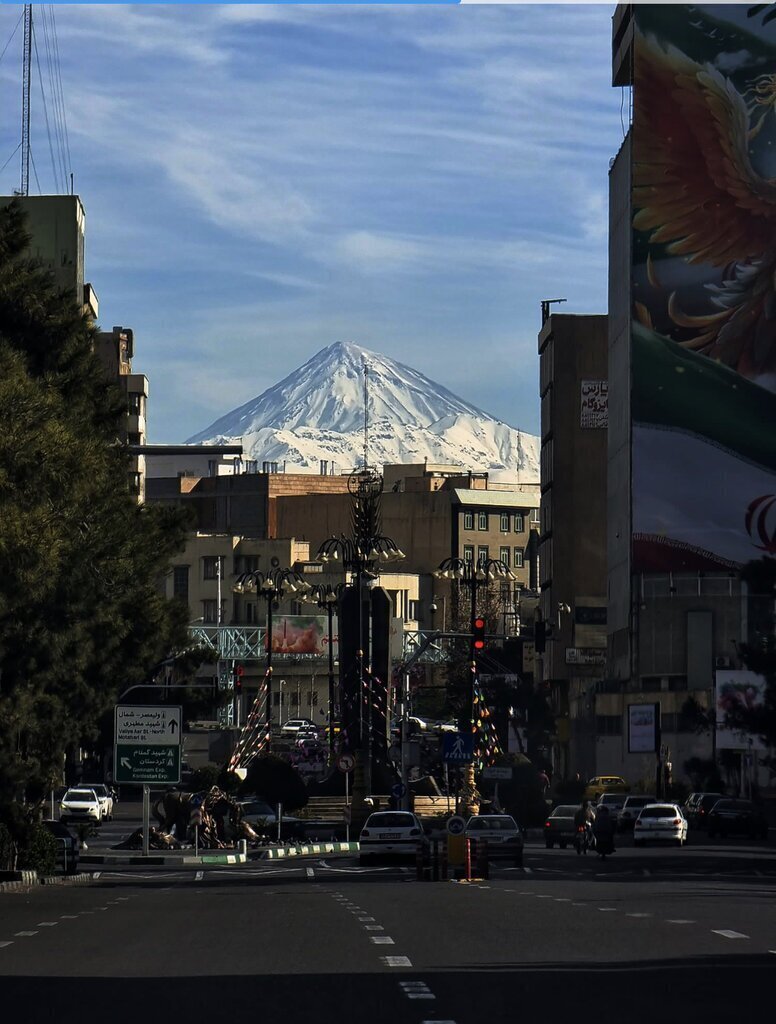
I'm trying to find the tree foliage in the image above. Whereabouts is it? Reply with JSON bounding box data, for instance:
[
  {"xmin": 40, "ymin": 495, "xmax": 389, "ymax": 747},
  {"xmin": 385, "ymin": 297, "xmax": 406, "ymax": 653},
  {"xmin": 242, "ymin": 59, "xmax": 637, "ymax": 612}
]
[{"xmin": 0, "ymin": 200, "xmax": 194, "ymax": 803}]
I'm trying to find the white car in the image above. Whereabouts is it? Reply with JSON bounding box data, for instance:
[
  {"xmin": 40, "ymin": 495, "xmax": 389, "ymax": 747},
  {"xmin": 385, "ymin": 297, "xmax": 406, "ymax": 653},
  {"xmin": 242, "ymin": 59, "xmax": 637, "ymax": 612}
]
[
  {"xmin": 633, "ymin": 803, "xmax": 688, "ymax": 846},
  {"xmin": 87, "ymin": 784, "xmax": 114, "ymax": 820},
  {"xmin": 465, "ymin": 814, "xmax": 524, "ymax": 866},
  {"xmin": 359, "ymin": 811, "xmax": 425, "ymax": 863},
  {"xmin": 597, "ymin": 793, "xmax": 626, "ymax": 818},
  {"xmin": 59, "ymin": 788, "xmax": 102, "ymax": 826},
  {"xmin": 617, "ymin": 795, "xmax": 657, "ymax": 832},
  {"xmin": 280, "ymin": 718, "xmax": 318, "ymax": 737}
]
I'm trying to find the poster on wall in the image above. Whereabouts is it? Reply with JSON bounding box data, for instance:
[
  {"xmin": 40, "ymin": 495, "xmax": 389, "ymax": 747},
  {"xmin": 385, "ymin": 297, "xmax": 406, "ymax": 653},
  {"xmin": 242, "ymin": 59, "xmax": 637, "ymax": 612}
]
[
  {"xmin": 631, "ymin": 5, "xmax": 776, "ymax": 571},
  {"xmin": 267, "ymin": 615, "xmax": 335, "ymax": 656},
  {"xmin": 580, "ymin": 381, "xmax": 608, "ymax": 429},
  {"xmin": 715, "ymin": 669, "xmax": 767, "ymax": 751},
  {"xmin": 628, "ymin": 702, "xmax": 660, "ymax": 754}
]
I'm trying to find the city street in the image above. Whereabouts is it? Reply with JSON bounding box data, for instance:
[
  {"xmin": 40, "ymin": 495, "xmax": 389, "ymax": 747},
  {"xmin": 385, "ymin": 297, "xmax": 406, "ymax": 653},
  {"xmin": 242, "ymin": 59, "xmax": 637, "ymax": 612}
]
[{"xmin": 2, "ymin": 835, "xmax": 774, "ymax": 1024}]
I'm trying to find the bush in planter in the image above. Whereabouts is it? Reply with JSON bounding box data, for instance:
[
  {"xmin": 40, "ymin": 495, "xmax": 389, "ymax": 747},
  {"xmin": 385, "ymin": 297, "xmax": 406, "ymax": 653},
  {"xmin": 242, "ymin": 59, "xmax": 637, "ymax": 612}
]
[{"xmin": 17, "ymin": 823, "xmax": 57, "ymax": 875}]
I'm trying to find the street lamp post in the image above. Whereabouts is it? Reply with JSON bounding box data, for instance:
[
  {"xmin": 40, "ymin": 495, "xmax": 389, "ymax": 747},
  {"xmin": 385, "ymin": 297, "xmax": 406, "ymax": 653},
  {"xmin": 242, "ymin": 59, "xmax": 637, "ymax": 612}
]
[
  {"xmin": 233, "ymin": 567, "xmax": 310, "ymax": 750},
  {"xmin": 304, "ymin": 583, "xmax": 344, "ymax": 759}
]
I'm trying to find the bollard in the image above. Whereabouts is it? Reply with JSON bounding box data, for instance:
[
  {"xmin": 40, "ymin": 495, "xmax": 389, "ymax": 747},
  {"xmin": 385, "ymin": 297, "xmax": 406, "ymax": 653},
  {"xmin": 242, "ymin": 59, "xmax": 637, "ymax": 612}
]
[
  {"xmin": 476, "ymin": 839, "xmax": 489, "ymax": 880},
  {"xmin": 238, "ymin": 839, "xmax": 247, "ymax": 857},
  {"xmin": 465, "ymin": 838, "xmax": 472, "ymax": 881}
]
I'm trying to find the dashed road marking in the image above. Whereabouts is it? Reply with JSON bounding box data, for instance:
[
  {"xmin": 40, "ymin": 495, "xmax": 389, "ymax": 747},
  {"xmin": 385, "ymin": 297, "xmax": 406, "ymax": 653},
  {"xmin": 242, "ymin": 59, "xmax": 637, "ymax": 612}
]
[
  {"xmin": 358, "ymin": 917, "xmax": 376, "ymax": 923},
  {"xmin": 371, "ymin": 936, "xmax": 395, "ymax": 944},
  {"xmin": 37, "ymin": 922, "xmax": 57, "ymax": 927},
  {"xmin": 195, "ymin": 871, "xmax": 204, "ymax": 881},
  {"xmin": 365, "ymin": 925, "xmax": 384, "ymax": 931},
  {"xmin": 626, "ymin": 913, "xmax": 652, "ymax": 918},
  {"xmin": 306, "ymin": 867, "xmax": 315, "ymax": 879},
  {"xmin": 0, "ymin": 942, "xmax": 12, "ymax": 948},
  {"xmin": 400, "ymin": 981, "xmax": 435, "ymax": 1000},
  {"xmin": 15, "ymin": 931, "xmax": 38, "ymax": 937},
  {"xmin": 554, "ymin": 898, "xmax": 571, "ymax": 902},
  {"xmin": 381, "ymin": 955, "xmax": 412, "ymax": 967},
  {"xmin": 523, "ymin": 867, "xmax": 533, "ymax": 874},
  {"xmin": 598, "ymin": 908, "xmax": 617, "ymax": 912},
  {"xmin": 666, "ymin": 920, "xmax": 694, "ymax": 925},
  {"xmin": 712, "ymin": 930, "xmax": 749, "ymax": 939},
  {"xmin": 60, "ymin": 915, "xmax": 78, "ymax": 919}
]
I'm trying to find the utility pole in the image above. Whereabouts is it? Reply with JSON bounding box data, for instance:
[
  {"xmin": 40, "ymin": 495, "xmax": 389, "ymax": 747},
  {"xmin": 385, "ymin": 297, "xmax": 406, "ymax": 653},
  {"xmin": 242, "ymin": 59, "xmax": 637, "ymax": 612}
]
[{"xmin": 20, "ymin": 4, "xmax": 32, "ymax": 195}]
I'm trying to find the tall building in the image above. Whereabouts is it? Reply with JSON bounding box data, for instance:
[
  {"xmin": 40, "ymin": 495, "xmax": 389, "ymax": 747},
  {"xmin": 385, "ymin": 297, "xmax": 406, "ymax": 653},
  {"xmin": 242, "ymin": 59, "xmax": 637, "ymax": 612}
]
[
  {"xmin": 94, "ymin": 325, "xmax": 148, "ymax": 501},
  {"xmin": 537, "ymin": 312, "xmax": 608, "ymax": 778}
]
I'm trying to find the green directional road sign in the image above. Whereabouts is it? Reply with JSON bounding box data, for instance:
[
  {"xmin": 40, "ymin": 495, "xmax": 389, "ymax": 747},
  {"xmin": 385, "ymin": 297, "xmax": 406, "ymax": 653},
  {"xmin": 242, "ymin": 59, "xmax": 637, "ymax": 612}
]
[{"xmin": 114, "ymin": 705, "xmax": 182, "ymax": 785}]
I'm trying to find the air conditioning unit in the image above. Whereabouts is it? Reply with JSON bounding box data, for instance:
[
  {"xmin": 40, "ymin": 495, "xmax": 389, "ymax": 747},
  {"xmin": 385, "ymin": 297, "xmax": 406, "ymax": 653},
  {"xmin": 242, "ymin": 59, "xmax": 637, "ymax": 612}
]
[{"xmin": 715, "ymin": 655, "xmax": 732, "ymax": 669}]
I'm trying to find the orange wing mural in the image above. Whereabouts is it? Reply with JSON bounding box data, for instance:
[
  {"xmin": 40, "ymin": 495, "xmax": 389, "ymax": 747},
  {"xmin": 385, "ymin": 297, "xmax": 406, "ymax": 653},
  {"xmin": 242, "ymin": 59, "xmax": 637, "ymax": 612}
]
[{"xmin": 633, "ymin": 30, "xmax": 776, "ymax": 378}]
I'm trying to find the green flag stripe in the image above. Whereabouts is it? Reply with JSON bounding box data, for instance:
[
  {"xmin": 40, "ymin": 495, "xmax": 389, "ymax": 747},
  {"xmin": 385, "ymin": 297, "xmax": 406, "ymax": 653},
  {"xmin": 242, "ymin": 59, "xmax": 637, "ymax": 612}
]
[{"xmin": 632, "ymin": 323, "xmax": 776, "ymax": 473}]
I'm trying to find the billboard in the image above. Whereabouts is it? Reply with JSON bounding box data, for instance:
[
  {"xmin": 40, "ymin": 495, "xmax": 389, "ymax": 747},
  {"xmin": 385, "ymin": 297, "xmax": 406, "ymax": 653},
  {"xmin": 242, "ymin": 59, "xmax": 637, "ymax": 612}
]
[
  {"xmin": 715, "ymin": 669, "xmax": 767, "ymax": 750},
  {"xmin": 268, "ymin": 615, "xmax": 336, "ymax": 656},
  {"xmin": 628, "ymin": 702, "xmax": 660, "ymax": 754},
  {"xmin": 631, "ymin": 5, "xmax": 776, "ymax": 570}
]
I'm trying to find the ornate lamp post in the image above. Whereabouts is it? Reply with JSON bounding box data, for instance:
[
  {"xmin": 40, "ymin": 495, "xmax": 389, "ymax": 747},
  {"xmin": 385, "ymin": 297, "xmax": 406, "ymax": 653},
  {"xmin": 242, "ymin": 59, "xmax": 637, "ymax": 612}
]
[
  {"xmin": 303, "ymin": 583, "xmax": 345, "ymax": 758},
  {"xmin": 233, "ymin": 567, "xmax": 310, "ymax": 749}
]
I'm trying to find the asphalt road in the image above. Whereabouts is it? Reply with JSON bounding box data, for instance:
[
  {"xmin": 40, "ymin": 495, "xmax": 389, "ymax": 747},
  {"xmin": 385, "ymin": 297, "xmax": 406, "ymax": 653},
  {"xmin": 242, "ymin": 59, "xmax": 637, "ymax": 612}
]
[{"xmin": 2, "ymin": 838, "xmax": 775, "ymax": 1024}]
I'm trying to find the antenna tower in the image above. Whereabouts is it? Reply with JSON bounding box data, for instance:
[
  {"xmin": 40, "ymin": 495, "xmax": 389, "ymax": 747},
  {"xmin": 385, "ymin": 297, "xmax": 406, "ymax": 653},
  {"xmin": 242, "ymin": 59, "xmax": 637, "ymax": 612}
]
[
  {"xmin": 362, "ymin": 355, "xmax": 370, "ymax": 470},
  {"xmin": 20, "ymin": 4, "xmax": 32, "ymax": 196}
]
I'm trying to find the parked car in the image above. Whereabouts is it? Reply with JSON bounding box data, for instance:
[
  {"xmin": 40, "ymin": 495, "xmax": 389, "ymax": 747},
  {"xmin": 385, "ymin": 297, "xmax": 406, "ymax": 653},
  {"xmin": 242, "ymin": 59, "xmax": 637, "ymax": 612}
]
[
  {"xmin": 706, "ymin": 799, "xmax": 769, "ymax": 840},
  {"xmin": 617, "ymin": 795, "xmax": 656, "ymax": 832},
  {"xmin": 465, "ymin": 815, "xmax": 524, "ymax": 866},
  {"xmin": 633, "ymin": 803, "xmax": 688, "ymax": 846},
  {"xmin": 59, "ymin": 787, "xmax": 102, "ymax": 826},
  {"xmin": 544, "ymin": 804, "xmax": 578, "ymax": 849},
  {"xmin": 359, "ymin": 811, "xmax": 425, "ymax": 864},
  {"xmin": 596, "ymin": 793, "xmax": 627, "ymax": 818},
  {"xmin": 41, "ymin": 819, "xmax": 80, "ymax": 874},
  {"xmin": 584, "ymin": 776, "xmax": 631, "ymax": 800},
  {"xmin": 84, "ymin": 784, "xmax": 114, "ymax": 820},
  {"xmin": 687, "ymin": 793, "xmax": 725, "ymax": 830},
  {"xmin": 280, "ymin": 718, "xmax": 318, "ymax": 737}
]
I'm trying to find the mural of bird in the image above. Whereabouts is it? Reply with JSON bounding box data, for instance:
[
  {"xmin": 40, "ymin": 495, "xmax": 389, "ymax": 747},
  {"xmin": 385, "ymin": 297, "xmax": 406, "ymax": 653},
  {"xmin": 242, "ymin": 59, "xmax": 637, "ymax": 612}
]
[{"xmin": 633, "ymin": 30, "xmax": 776, "ymax": 383}]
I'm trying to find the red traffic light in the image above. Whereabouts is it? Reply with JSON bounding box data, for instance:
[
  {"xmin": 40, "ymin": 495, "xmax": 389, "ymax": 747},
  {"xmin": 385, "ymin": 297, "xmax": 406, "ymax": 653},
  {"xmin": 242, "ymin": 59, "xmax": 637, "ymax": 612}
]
[{"xmin": 473, "ymin": 617, "xmax": 486, "ymax": 650}]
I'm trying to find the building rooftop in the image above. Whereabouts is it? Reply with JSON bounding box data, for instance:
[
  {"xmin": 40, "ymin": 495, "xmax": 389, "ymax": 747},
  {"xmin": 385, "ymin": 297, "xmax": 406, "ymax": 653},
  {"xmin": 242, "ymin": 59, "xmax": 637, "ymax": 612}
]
[{"xmin": 452, "ymin": 489, "xmax": 538, "ymax": 508}]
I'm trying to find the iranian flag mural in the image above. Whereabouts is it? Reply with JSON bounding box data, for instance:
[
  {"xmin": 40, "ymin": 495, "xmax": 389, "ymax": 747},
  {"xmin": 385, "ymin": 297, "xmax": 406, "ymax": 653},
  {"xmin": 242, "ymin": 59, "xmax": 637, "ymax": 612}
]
[{"xmin": 631, "ymin": 5, "xmax": 776, "ymax": 570}]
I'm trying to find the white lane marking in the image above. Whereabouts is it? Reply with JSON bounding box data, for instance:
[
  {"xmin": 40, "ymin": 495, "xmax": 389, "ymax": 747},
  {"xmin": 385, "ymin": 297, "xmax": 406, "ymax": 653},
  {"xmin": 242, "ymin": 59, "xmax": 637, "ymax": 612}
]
[
  {"xmin": 381, "ymin": 955, "xmax": 412, "ymax": 967},
  {"xmin": 0, "ymin": 942, "xmax": 13, "ymax": 948},
  {"xmin": 37, "ymin": 922, "xmax": 57, "ymax": 927},
  {"xmin": 15, "ymin": 931, "xmax": 38, "ymax": 937},
  {"xmin": 371, "ymin": 936, "xmax": 395, "ymax": 944},
  {"xmin": 60, "ymin": 915, "xmax": 78, "ymax": 919},
  {"xmin": 534, "ymin": 895, "xmax": 552, "ymax": 899},
  {"xmin": 400, "ymin": 982, "xmax": 435, "ymax": 999},
  {"xmin": 712, "ymin": 930, "xmax": 749, "ymax": 939},
  {"xmin": 642, "ymin": 869, "xmax": 651, "ymax": 876},
  {"xmin": 358, "ymin": 917, "xmax": 376, "ymax": 923},
  {"xmin": 523, "ymin": 867, "xmax": 533, "ymax": 874},
  {"xmin": 598, "ymin": 908, "xmax": 617, "ymax": 912},
  {"xmin": 306, "ymin": 867, "xmax": 315, "ymax": 879},
  {"xmin": 626, "ymin": 913, "xmax": 652, "ymax": 918},
  {"xmin": 365, "ymin": 925, "xmax": 384, "ymax": 931},
  {"xmin": 554, "ymin": 898, "xmax": 570, "ymax": 902},
  {"xmin": 195, "ymin": 871, "xmax": 204, "ymax": 881},
  {"xmin": 667, "ymin": 920, "xmax": 695, "ymax": 925}
]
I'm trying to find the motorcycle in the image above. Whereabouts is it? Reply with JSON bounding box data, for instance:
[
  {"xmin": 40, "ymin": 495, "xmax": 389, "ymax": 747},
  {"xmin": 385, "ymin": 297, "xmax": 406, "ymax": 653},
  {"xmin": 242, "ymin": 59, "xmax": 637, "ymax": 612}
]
[
  {"xmin": 594, "ymin": 832, "xmax": 615, "ymax": 859},
  {"xmin": 574, "ymin": 824, "xmax": 593, "ymax": 856}
]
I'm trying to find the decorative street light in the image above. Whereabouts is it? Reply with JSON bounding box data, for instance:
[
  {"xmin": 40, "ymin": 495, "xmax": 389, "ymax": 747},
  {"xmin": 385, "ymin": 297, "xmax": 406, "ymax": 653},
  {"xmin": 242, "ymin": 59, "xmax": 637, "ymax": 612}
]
[
  {"xmin": 303, "ymin": 582, "xmax": 345, "ymax": 759},
  {"xmin": 233, "ymin": 567, "xmax": 310, "ymax": 748}
]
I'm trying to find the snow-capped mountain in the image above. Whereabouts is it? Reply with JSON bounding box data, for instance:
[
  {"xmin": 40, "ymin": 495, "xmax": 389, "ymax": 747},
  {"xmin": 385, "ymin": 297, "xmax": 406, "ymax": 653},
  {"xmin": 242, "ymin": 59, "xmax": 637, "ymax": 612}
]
[{"xmin": 186, "ymin": 342, "xmax": 539, "ymax": 480}]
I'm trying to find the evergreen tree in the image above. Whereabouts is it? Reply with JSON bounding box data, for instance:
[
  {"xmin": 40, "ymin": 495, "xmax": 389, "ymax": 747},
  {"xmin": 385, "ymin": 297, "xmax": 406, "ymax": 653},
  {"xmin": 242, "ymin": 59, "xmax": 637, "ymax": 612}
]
[{"xmin": 0, "ymin": 199, "xmax": 196, "ymax": 803}]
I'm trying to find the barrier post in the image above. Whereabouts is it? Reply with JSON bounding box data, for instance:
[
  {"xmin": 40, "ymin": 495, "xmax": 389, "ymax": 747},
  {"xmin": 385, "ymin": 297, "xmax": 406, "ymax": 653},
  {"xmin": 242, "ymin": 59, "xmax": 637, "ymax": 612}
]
[{"xmin": 465, "ymin": 838, "xmax": 471, "ymax": 881}]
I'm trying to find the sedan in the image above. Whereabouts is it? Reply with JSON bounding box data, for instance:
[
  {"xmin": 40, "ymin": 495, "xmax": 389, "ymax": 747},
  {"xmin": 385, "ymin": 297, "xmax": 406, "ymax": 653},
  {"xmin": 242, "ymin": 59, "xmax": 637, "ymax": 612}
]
[
  {"xmin": 359, "ymin": 811, "xmax": 425, "ymax": 864},
  {"xmin": 237, "ymin": 800, "xmax": 302, "ymax": 838},
  {"xmin": 280, "ymin": 718, "xmax": 318, "ymax": 737},
  {"xmin": 544, "ymin": 804, "xmax": 578, "ymax": 849},
  {"xmin": 633, "ymin": 804, "xmax": 688, "ymax": 846},
  {"xmin": 465, "ymin": 815, "xmax": 524, "ymax": 866},
  {"xmin": 617, "ymin": 795, "xmax": 656, "ymax": 832},
  {"xmin": 41, "ymin": 819, "xmax": 80, "ymax": 874},
  {"xmin": 706, "ymin": 799, "xmax": 769, "ymax": 840},
  {"xmin": 59, "ymin": 788, "xmax": 102, "ymax": 826},
  {"xmin": 86, "ymin": 784, "xmax": 114, "ymax": 820}
]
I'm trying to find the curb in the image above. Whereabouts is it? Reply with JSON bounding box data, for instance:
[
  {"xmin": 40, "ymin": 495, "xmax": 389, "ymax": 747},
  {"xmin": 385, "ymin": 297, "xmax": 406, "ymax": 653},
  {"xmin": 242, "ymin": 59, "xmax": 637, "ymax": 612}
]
[
  {"xmin": 260, "ymin": 841, "xmax": 359, "ymax": 860},
  {"xmin": 80, "ymin": 852, "xmax": 249, "ymax": 866},
  {"xmin": 0, "ymin": 871, "xmax": 93, "ymax": 895}
]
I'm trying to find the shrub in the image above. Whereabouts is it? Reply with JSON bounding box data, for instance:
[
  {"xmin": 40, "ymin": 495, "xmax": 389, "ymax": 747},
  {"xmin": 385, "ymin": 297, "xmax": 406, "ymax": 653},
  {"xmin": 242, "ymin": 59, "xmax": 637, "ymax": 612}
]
[
  {"xmin": 187, "ymin": 764, "xmax": 221, "ymax": 793},
  {"xmin": 17, "ymin": 823, "xmax": 57, "ymax": 875},
  {"xmin": 0, "ymin": 822, "xmax": 14, "ymax": 871}
]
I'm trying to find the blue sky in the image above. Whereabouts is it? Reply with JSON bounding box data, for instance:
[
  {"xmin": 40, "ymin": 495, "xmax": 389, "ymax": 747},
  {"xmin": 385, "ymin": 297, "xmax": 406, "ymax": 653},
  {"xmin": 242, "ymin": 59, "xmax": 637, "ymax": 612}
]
[{"xmin": 0, "ymin": 4, "xmax": 624, "ymax": 442}]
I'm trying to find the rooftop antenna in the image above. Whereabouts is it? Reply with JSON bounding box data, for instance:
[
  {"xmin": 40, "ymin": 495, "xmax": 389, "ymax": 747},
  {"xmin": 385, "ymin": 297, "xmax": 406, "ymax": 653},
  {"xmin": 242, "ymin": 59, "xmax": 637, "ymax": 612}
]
[
  {"xmin": 20, "ymin": 4, "xmax": 32, "ymax": 196},
  {"xmin": 540, "ymin": 297, "xmax": 566, "ymax": 325},
  {"xmin": 362, "ymin": 354, "xmax": 370, "ymax": 470}
]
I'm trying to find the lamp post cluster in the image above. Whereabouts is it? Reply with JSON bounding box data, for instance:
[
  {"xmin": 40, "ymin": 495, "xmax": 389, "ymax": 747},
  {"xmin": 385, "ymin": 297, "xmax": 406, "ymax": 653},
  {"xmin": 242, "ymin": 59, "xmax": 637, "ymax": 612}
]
[{"xmin": 233, "ymin": 567, "xmax": 310, "ymax": 750}]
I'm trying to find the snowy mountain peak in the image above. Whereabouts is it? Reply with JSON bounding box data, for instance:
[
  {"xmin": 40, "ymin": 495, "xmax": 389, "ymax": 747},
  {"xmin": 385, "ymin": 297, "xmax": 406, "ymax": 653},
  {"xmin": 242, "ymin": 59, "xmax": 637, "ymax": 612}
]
[{"xmin": 186, "ymin": 343, "xmax": 539, "ymax": 480}]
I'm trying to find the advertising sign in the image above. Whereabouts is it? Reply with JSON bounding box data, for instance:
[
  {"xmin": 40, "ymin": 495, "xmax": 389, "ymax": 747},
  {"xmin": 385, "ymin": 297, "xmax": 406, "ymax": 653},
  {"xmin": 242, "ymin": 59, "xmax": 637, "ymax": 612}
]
[
  {"xmin": 628, "ymin": 703, "xmax": 660, "ymax": 754},
  {"xmin": 566, "ymin": 648, "xmax": 606, "ymax": 667},
  {"xmin": 580, "ymin": 381, "xmax": 608, "ymax": 429},
  {"xmin": 268, "ymin": 615, "xmax": 335, "ymax": 656},
  {"xmin": 631, "ymin": 6, "xmax": 776, "ymax": 571},
  {"xmin": 715, "ymin": 669, "xmax": 767, "ymax": 751}
]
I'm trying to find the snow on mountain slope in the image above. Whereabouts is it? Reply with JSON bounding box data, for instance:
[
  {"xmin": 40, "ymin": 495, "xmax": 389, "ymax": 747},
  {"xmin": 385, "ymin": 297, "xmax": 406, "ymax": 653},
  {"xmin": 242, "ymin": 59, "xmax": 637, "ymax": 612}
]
[{"xmin": 186, "ymin": 342, "xmax": 539, "ymax": 479}]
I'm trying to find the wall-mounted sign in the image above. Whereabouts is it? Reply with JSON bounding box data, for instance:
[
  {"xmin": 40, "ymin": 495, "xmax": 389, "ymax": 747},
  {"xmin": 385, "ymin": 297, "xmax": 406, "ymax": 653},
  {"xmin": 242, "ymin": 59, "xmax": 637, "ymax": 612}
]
[
  {"xmin": 628, "ymin": 702, "xmax": 660, "ymax": 754},
  {"xmin": 566, "ymin": 648, "xmax": 606, "ymax": 666},
  {"xmin": 580, "ymin": 380, "xmax": 608, "ymax": 429}
]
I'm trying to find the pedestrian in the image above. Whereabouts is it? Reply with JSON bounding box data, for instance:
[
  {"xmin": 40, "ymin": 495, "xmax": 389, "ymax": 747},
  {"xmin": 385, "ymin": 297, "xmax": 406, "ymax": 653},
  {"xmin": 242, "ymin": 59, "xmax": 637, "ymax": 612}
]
[{"xmin": 538, "ymin": 769, "xmax": 550, "ymax": 795}]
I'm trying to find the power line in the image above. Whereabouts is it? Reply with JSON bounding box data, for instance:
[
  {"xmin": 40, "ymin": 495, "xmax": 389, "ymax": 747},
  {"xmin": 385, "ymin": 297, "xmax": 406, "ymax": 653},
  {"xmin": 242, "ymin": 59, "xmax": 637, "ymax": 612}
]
[
  {"xmin": 0, "ymin": 8, "xmax": 23, "ymax": 67},
  {"xmin": 29, "ymin": 147, "xmax": 41, "ymax": 194},
  {"xmin": 33, "ymin": 26, "xmax": 61, "ymax": 192},
  {"xmin": 40, "ymin": 5, "xmax": 67, "ymax": 191},
  {"xmin": 48, "ymin": 6, "xmax": 72, "ymax": 182},
  {"xmin": 0, "ymin": 142, "xmax": 22, "ymax": 176}
]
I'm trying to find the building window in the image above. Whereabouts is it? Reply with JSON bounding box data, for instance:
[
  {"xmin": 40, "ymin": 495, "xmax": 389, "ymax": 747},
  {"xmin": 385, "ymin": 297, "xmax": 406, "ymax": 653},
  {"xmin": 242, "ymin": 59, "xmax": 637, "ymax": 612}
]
[
  {"xmin": 499, "ymin": 546, "xmax": 510, "ymax": 567},
  {"xmin": 128, "ymin": 471, "xmax": 142, "ymax": 494},
  {"xmin": 463, "ymin": 511, "xmax": 474, "ymax": 530},
  {"xmin": 595, "ymin": 715, "xmax": 623, "ymax": 737},
  {"xmin": 477, "ymin": 545, "xmax": 489, "ymax": 565},
  {"xmin": 234, "ymin": 554, "xmax": 260, "ymax": 575},
  {"xmin": 530, "ymin": 508, "xmax": 540, "ymax": 525},
  {"xmin": 514, "ymin": 514, "xmax": 524, "ymax": 533},
  {"xmin": 478, "ymin": 512, "xmax": 488, "ymax": 531},
  {"xmin": 202, "ymin": 599, "xmax": 218, "ymax": 624},
  {"xmin": 513, "ymin": 548, "xmax": 524, "ymax": 568},
  {"xmin": 173, "ymin": 566, "xmax": 189, "ymax": 602},
  {"xmin": 409, "ymin": 600, "xmax": 421, "ymax": 621},
  {"xmin": 246, "ymin": 602, "xmax": 257, "ymax": 624},
  {"xmin": 203, "ymin": 556, "xmax": 223, "ymax": 580},
  {"xmin": 463, "ymin": 545, "xmax": 474, "ymax": 563},
  {"xmin": 500, "ymin": 513, "xmax": 510, "ymax": 532}
]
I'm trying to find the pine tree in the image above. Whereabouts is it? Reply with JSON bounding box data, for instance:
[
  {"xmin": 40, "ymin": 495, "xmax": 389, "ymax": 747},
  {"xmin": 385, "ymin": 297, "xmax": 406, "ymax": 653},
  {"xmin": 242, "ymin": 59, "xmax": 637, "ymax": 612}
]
[{"xmin": 0, "ymin": 199, "xmax": 195, "ymax": 803}]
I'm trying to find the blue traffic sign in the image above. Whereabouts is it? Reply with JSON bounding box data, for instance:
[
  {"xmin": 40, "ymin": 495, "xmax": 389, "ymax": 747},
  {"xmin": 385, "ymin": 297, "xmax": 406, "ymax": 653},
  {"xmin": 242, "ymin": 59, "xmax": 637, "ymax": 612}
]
[
  {"xmin": 391, "ymin": 782, "xmax": 407, "ymax": 799},
  {"xmin": 442, "ymin": 732, "xmax": 474, "ymax": 763}
]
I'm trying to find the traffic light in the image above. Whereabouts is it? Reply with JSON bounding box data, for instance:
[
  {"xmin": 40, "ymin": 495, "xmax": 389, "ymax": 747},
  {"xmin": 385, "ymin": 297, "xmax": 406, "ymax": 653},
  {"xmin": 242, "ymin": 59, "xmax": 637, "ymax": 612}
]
[
  {"xmin": 234, "ymin": 663, "xmax": 244, "ymax": 693},
  {"xmin": 473, "ymin": 617, "xmax": 486, "ymax": 651}
]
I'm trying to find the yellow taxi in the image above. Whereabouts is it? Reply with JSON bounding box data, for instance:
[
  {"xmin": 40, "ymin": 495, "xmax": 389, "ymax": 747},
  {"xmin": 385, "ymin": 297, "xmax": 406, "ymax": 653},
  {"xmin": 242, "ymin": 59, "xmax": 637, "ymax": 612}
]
[{"xmin": 583, "ymin": 775, "xmax": 630, "ymax": 799}]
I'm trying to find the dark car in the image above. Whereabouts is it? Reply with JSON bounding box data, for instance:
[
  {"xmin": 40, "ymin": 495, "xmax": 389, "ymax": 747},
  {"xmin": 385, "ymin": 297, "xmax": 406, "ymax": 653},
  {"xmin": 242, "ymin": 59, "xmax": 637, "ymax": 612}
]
[
  {"xmin": 544, "ymin": 804, "xmax": 578, "ymax": 849},
  {"xmin": 41, "ymin": 819, "xmax": 80, "ymax": 874},
  {"xmin": 706, "ymin": 799, "xmax": 769, "ymax": 840},
  {"xmin": 688, "ymin": 792, "xmax": 724, "ymax": 830}
]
